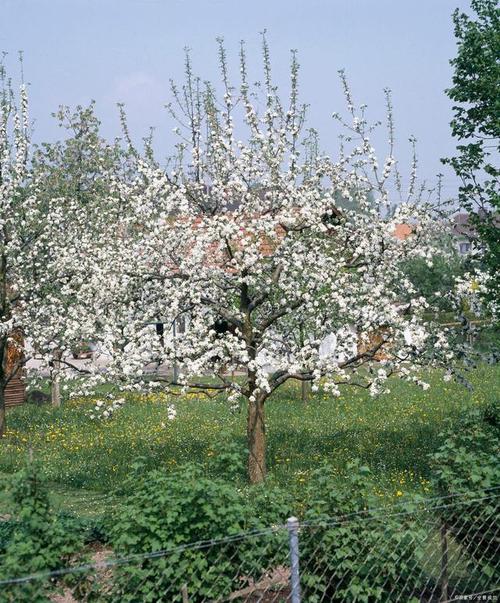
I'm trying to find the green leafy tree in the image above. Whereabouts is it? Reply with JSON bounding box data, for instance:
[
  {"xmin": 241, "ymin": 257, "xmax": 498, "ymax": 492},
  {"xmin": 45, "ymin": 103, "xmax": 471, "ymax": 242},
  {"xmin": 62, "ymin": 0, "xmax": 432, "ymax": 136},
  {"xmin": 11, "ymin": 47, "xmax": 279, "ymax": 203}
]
[
  {"xmin": 402, "ymin": 250, "xmax": 467, "ymax": 313},
  {"xmin": 443, "ymin": 0, "xmax": 500, "ymax": 303}
]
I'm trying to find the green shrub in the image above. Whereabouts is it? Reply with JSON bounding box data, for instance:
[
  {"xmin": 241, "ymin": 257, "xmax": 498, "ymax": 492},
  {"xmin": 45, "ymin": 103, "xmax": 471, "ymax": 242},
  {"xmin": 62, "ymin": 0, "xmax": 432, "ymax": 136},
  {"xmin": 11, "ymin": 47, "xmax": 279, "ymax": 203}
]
[
  {"xmin": 430, "ymin": 402, "xmax": 500, "ymax": 570},
  {"xmin": 0, "ymin": 518, "xmax": 17, "ymax": 555},
  {"xmin": 245, "ymin": 481, "xmax": 295, "ymax": 527},
  {"xmin": 299, "ymin": 461, "xmax": 425, "ymax": 602},
  {"xmin": 57, "ymin": 511, "xmax": 110, "ymax": 546},
  {"xmin": 107, "ymin": 462, "xmax": 287, "ymax": 602},
  {"xmin": 0, "ymin": 466, "xmax": 85, "ymax": 603},
  {"xmin": 207, "ymin": 438, "xmax": 247, "ymax": 481}
]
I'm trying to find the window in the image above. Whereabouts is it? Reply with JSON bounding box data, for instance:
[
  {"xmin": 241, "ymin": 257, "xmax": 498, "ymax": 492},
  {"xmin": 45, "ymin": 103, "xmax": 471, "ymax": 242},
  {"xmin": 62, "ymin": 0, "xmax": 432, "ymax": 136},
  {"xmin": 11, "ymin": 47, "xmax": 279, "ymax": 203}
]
[{"xmin": 459, "ymin": 241, "xmax": 471, "ymax": 254}]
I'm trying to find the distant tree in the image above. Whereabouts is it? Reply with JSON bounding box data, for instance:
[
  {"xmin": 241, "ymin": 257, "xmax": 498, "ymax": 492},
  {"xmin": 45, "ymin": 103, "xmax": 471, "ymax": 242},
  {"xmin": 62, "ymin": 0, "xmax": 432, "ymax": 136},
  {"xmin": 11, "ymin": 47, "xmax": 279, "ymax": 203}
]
[
  {"xmin": 402, "ymin": 246, "xmax": 467, "ymax": 313},
  {"xmin": 30, "ymin": 104, "xmax": 127, "ymax": 406},
  {"xmin": 443, "ymin": 0, "xmax": 500, "ymax": 305}
]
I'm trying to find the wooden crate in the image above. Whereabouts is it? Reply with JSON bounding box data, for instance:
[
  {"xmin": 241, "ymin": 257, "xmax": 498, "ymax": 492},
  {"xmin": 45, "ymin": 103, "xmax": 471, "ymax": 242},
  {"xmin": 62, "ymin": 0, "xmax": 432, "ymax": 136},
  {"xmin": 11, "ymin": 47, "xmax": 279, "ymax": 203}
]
[
  {"xmin": 5, "ymin": 375, "xmax": 26, "ymax": 407},
  {"xmin": 5, "ymin": 330, "xmax": 26, "ymax": 407}
]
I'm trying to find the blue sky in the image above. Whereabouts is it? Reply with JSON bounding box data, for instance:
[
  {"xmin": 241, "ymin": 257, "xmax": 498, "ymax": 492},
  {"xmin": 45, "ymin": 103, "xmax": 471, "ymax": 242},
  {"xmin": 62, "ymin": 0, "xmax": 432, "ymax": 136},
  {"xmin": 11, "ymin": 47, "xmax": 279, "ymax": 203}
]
[{"xmin": 3, "ymin": 0, "xmax": 472, "ymax": 197}]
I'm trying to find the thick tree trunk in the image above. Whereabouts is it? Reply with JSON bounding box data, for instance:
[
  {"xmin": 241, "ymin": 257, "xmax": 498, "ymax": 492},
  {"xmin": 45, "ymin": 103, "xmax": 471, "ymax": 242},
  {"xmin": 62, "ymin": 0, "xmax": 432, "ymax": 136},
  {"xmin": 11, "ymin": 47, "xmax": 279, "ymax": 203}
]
[
  {"xmin": 51, "ymin": 350, "xmax": 62, "ymax": 407},
  {"xmin": 247, "ymin": 395, "xmax": 266, "ymax": 484},
  {"xmin": 240, "ymin": 278, "xmax": 267, "ymax": 484}
]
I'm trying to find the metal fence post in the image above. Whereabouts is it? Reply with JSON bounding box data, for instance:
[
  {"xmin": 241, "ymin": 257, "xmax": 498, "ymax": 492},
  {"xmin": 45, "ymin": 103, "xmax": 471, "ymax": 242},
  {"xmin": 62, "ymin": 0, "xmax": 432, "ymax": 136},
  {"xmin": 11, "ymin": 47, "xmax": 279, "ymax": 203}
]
[
  {"xmin": 287, "ymin": 516, "xmax": 301, "ymax": 603},
  {"xmin": 439, "ymin": 520, "xmax": 449, "ymax": 603}
]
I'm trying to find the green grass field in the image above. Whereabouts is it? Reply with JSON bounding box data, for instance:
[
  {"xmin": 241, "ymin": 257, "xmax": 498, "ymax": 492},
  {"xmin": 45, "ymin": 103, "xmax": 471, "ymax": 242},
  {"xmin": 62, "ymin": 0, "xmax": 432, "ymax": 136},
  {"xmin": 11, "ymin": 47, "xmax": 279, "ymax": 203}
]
[{"xmin": 1, "ymin": 364, "xmax": 498, "ymax": 516}]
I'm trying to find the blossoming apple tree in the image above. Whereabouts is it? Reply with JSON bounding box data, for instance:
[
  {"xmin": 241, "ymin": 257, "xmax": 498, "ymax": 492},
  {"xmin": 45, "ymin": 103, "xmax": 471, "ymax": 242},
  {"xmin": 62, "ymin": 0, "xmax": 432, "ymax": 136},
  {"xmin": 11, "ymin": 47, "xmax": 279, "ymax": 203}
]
[
  {"xmin": 92, "ymin": 39, "xmax": 456, "ymax": 483},
  {"xmin": 0, "ymin": 61, "xmax": 125, "ymax": 435},
  {"xmin": 0, "ymin": 62, "xmax": 38, "ymax": 435},
  {"xmin": 26, "ymin": 102, "xmax": 129, "ymax": 406}
]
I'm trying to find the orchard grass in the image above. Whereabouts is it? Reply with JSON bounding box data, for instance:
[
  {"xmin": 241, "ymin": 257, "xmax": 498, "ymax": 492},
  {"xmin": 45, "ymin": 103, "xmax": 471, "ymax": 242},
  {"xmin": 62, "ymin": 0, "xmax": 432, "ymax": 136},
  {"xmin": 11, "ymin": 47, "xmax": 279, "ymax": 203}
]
[{"xmin": 0, "ymin": 364, "xmax": 498, "ymax": 516}]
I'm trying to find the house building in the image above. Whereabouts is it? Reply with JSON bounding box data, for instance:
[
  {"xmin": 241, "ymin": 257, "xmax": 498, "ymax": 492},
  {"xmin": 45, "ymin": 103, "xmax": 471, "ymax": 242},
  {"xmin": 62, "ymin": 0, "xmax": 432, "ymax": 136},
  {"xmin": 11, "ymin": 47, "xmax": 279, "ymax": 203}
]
[{"xmin": 452, "ymin": 213, "xmax": 474, "ymax": 255}]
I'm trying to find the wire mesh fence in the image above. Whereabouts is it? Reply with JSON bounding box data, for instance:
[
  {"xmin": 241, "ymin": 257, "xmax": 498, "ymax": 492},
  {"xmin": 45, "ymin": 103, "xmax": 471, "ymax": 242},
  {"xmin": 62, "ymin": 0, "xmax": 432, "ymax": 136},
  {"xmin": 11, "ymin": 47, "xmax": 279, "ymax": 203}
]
[
  {"xmin": 0, "ymin": 490, "xmax": 498, "ymax": 602},
  {"xmin": 297, "ymin": 491, "xmax": 499, "ymax": 602}
]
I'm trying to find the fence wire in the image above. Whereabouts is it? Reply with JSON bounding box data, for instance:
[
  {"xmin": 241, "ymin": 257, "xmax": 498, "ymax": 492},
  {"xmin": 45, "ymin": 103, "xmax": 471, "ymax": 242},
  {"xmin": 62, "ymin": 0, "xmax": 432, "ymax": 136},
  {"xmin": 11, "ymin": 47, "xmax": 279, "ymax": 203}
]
[{"xmin": 0, "ymin": 491, "xmax": 498, "ymax": 602}]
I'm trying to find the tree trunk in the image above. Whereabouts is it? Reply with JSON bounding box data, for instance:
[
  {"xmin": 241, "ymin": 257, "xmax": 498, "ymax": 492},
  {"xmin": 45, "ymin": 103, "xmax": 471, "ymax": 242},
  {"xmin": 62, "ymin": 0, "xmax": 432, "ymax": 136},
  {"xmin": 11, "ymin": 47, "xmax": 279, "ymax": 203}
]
[
  {"xmin": 51, "ymin": 350, "xmax": 62, "ymax": 407},
  {"xmin": 247, "ymin": 395, "xmax": 266, "ymax": 484},
  {"xmin": 301, "ymin": 379, "xmax": 309, "ymax": 404},
  {"xmin": 0, "ymin": 335, "xmax": 7, "ymax": 438},
  {"xmin": 51, "ymin": 375, "xmax": 60, "ymax": 407},
  {"xmin": 0, "ymin": 387, "xmax": 5, "ymax": 438}
]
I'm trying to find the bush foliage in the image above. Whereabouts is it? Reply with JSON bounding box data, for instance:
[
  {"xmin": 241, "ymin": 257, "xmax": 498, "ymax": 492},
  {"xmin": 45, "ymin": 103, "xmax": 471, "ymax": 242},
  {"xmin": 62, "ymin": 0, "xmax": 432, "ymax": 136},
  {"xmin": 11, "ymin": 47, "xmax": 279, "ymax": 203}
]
[
  {"xmin": 107, "ymin": 461, "xmax": 288, "ymax": 602},
  {"xmin": 430, "ymin": 401, "xmax": 500, "ymax": 571},
  {"xmin": 0, "ymin": 466, "xmax": 85, "ymax": 603},
  {"xmin": 300, "ymin": 461, "xmax": 426, "ymax": 602}
]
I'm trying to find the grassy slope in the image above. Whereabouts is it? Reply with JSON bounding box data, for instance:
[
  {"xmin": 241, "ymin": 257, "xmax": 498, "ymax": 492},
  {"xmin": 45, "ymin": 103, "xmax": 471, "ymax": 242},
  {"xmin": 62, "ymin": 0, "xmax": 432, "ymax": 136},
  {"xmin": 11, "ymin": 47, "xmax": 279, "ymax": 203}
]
[{"xmin": 0, "ymin": 365, "xmax": 498, "ymax": 515}]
